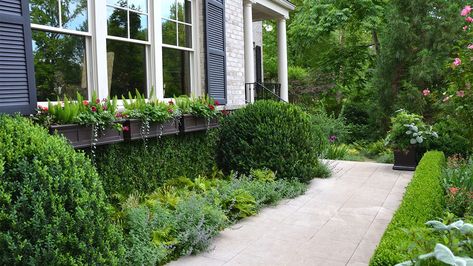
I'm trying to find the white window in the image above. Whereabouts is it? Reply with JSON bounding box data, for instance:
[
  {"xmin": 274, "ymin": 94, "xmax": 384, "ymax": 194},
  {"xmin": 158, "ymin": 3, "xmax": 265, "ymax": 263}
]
[
  {"xmin": 30, "ymin": 0, "xmax": 91, "ymax": 101},
  {"xmin": 106, "ymin": 0, "xmax": 150, "ymax": 98},
  {"xmin": 161, "ymin": 0, "xmax": 194, "ymax": 98},
  {"xmin": 30, "ymin": 0, "xmax": 199, "ymax": 103}
]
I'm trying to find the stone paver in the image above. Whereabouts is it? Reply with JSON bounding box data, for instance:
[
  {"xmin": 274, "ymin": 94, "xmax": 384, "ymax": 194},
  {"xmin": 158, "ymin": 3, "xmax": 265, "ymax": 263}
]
[{"xmin": 168, "ymin": 161, "xmax": 413, "ymax": 266}]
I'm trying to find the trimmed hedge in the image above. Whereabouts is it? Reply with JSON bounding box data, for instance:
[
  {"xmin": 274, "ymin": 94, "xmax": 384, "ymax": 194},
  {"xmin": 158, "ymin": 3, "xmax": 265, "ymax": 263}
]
[
  {"xmin": 217, "ymin": 101, "xmax": 328, "ymax": 182},
  {"xmin": 370, "ymin": 151, "xmax": 446, "ymax": 266},
  {"xmin": 94, "ymin": 130, "xmax": 218, "ymax": 196},
  {"xmin": 0, "ymin": 115, "xmax": 124, "ymax": 265}
]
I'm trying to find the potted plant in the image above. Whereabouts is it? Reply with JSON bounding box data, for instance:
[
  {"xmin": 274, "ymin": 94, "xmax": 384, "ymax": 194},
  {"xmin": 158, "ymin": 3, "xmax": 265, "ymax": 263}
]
[
  {"xmin": 385, "ymin": 110, "xmax": 438, "ymax": 171},
  {"xmin": 122, "ymin": 90, "xmax": 180, "ymax": 141},
  {"xmin": 35, "ymin": 93, "xmax": 125, "ymax": 148},
  {"xmin": 176, "ymin": 96, "xmax": 221, "ymax": 133}
]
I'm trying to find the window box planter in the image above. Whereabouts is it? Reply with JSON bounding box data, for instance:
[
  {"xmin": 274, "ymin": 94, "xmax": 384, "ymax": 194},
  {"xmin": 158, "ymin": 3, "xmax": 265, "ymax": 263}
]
[
  {"xmin": 180, "ymin": 114, "xmax": 219, "ymax": 133},
  {"xmin": 49, "ymin": 123, "xmax": 124, "ymax": 149},
  {"xmin": 393, "ymin": 147, "xmax": 418, "ymax": 171},
  {"xmin": 123, "ymin": 119, "xmax": 180, "ymax": 141}
]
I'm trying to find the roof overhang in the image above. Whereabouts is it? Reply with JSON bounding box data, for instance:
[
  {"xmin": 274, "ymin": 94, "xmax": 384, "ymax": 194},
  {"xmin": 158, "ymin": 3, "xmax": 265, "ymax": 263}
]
[{"xmin": 252, "ymin": 0, "xmax": 295, "ymax": 21}]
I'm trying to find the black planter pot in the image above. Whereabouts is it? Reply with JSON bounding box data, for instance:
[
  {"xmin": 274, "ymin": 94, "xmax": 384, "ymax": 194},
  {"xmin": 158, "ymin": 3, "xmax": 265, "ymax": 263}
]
[
  {"xmin": 123, "ymin": 119, "xmax": 180, "ymax": 141},
  {"xmin": 180, "ymin": 114, "xmax": 219, "ymax": 133},
  {"xmin": 49, "ymin": 123, "xmax": 124, "ymax": 149},
  {"xmin": 393, "ymin": 147, "xmax": 418, "ymax": 171}
]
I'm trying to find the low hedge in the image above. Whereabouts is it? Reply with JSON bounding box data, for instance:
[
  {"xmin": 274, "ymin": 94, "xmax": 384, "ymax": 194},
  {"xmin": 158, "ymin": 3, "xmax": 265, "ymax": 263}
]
[
  {"xmin": 93, "ymin": 130, "xmax": 218, "ymax": 196},
  {"xmin": 0, "ymin": 115, "xmax": 123, "ymax": 265},
  {"xmin": 370, "ymin": 151, "xmax": 446, "ymax": 266}
]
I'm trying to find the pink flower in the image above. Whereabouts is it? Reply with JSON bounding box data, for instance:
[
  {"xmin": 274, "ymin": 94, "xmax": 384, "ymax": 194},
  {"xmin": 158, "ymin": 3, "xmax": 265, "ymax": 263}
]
[
  {"xmin": 102, "ymin": 105, "xmax": 108, "ymax": 111},
  {"xmin": 115, "ymin": 112, "xmax": 123, "ymax": 118},
  {"xmin": 466, "ymin": 17, "xmax": 473, "ymax": 23},
  {"xmin": 83, "ymin": 100, "xmax": 89, "ymax": 106},
  {"xmin": 449, "ymin": 187, "xmax": 460, "ymax": 196},
  {"xmin": 468, "ymin": 44, "xmax": 473, "ymax": 49},
  {"xmin": 168, "ymin": 100, "xmax": 174, "ymax": 105},
  {"xmin": 102, "ymin": 98, "xmax": 107, "ymax": 102},
  {"xmin": 443, "ymin": 96, "xmax": 450, "ymax": 102},
  {"xmin": 453, "ymin": 58, "xmax": 462, "ymax": 66},
  {"xmin": 95, "ymin": 99, "xmax": 100, "ymax": 104},
  {"xmin": 462, "ymin": 6, "xmax": 472, "ymax": 16},
  {"xmin": 457, "ymin": 90, "xmax": 466, "ymax": 97},
  {"xmin": 91, "ymin": 106, "xmax": 97, "ymax": 112},
  {"xmin": 422, "ymin": 89, "xmax": 431, "ymax": 96},
  {"xmin": 123, "ymin": 126, "xmax": 130, "ymax": 132},
  {"xmin": 464, "ymin": 26, "xmax": 469, "ymax": 31},
  {"xmin": 215, "ymin": 100, "xmax": 220, "ymax": 105}
]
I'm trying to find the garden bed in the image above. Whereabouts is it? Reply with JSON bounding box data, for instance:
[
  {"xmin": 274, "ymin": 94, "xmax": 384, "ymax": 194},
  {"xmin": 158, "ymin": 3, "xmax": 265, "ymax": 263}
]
[
  {"xmin": 49, "ymin": 123, "xmax": 124, "ymax": 148},
  {"xmin": 123, "ymin": 119, "xmax": 180, "ymax": 141},
  {"xmin": 180, "ymin": 114, "xmax": 219, "ymax": 133}
]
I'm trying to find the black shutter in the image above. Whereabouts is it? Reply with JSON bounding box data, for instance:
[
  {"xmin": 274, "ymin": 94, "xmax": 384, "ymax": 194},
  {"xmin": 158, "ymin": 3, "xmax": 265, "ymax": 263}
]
[
  {"xmin": 0, "ymin": 0, "xmax": 37, "ymax": 115},
  {"xmin": 205, "ymin": 0, "xmax": 226, "ymax": 105}
]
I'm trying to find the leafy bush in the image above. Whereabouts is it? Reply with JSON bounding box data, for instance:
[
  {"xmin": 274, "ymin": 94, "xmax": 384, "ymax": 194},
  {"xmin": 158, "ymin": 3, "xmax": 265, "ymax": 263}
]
[
  {"xmin": 429, "ymin": 119, "xmax": 472, "ymax": 157},
  {"xmin": 217, "ymin": 101, "xmax": 328, "ymax": 182},
  {"xmin": 119, "ymin": 170, "xmax": 307, "ymax": 265},
  {"xmin": 385, "ymin": 110, "xmax": 437, "ymax": 150},
  {"xmin": 443, "ymin": 157, "xmax": 473, "ymax": 217},
  {"xmin": 0, "ymin": 115, "xmax": 124, "ymax": 265},
  {"xmin": 370, "ymin": 151, "xmax": 446, "ymax": 266},
  {"xmin": 94, "ymin": 131, "xmax": 218, "ymax": 196}
]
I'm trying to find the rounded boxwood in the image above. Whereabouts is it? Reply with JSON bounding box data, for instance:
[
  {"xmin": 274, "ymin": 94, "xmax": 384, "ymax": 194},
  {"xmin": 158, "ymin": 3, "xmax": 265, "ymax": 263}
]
[
  {"xmin": 217, "ymin": 100, "xmax": 326, "ymax": 182},
  {"xmin": 0, "ymin": 115, "xmax": 123, "ymax": 265}
]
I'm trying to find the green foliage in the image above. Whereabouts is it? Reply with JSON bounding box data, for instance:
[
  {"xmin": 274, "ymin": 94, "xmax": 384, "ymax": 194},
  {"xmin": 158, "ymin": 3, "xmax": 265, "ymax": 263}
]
[
  {"xmin": 122, "ymin": 89, "xmax": 178, "ymax": 123},
  {"xmin": 385, "ymin": 110, "xmax": 437, "ymax": 150},
  {"xmin": 94, "ymin": 130, "xmax": 218, "ymax": 196},
  {"xmin": 35, "ymin": 92, "xmax": 121, "ymax": 131},
  {"xmin": 443, "ymin": 158, "xmax": 473, "ymax": 217},
  {"xmin": 370, "ymin": 151, "xmax": 446, "ymax": 266},
  {"xmin": 119, "ymin": 170, "xmax": 307, "ymax": 265},
  {"xmin": 430, "ymin": 119, "xmax": 472, "ymax": 157},
  {"xmin": 217, "ymin": 101, "xmax": 328, "ymax": 182},
  {"xmin": 175, "ymin": 96, "xmax": 220, "ymax": 119},
  {"xmin": 0, "ymin": 115, "xmax": 124, "ymax": 265},
  {"xmin": 325, "ymin": 144, "xmax": 350, "ymax": 160},
  {"xmin": 398, "ymin": 219, "xmax": 473, "ymax": 265}
]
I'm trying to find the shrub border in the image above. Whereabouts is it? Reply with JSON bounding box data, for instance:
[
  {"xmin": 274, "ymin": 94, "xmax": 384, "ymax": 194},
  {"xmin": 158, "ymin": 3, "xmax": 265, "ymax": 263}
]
[{"xmin": 370, "ymin": 151, "xmax": 446, "ymax": 266}]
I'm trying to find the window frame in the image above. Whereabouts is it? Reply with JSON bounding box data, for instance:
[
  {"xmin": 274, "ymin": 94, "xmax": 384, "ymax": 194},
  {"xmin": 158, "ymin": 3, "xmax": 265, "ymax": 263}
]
[
  {"xmin": 31, "ymin": 0, "xmax": 202, "ymax": 105},
  {"xmin": 31, "ymin": 0, "xmax": 93, "ymax": 105}
]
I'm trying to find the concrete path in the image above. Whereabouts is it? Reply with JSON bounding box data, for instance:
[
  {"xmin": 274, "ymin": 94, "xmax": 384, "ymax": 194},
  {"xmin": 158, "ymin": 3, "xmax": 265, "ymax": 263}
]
[{"xmin": 169, "ymin": 161, "xmax": 413, "ymax": 266}]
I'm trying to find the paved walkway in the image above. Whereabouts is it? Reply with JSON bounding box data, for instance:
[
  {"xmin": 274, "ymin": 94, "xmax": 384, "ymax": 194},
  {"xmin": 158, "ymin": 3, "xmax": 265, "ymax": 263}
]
[{"xmin": 169, "ymin": 161, "xmax": 413, "ymax": 266}]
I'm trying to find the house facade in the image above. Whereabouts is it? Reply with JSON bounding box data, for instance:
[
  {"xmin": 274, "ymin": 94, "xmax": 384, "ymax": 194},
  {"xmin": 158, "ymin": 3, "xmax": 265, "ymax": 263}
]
[{"xmin": 0, "ymin": 0, "xmax": 294, "ymax": 114}]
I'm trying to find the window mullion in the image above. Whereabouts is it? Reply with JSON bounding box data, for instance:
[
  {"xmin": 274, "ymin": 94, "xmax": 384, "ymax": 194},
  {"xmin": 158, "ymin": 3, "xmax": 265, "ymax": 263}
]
[
  {"xmin": 58, "ymin": 0, "xmax": 63, "ymax": 28},
  {"xmin": 154, "ymin": 0, "xmax": 164, "ymax": 100},
  {"xmin": 92, "ymin": 0, "xmax": 109, "ymax": 100}
]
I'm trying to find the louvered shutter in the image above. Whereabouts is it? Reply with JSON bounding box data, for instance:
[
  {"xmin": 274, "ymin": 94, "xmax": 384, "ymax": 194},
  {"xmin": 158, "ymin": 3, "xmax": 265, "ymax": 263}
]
[
  {"xmin": 205, "ymin": 0, "xmax": 227, "ymax": 105},
  {"xmin": 0, "ymin": 0, "xmax": 37, "ymax": 114}
]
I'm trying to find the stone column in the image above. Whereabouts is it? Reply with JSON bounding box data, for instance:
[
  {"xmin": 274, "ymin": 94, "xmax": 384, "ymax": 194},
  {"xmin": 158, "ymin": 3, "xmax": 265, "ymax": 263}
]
[
  {"xmin": 244, "ymin": 0, "xmax": 255, "ymax": 103},
  {"xmin": 278, "ymin": 18, "xmax": 289, "ymax": 102}
]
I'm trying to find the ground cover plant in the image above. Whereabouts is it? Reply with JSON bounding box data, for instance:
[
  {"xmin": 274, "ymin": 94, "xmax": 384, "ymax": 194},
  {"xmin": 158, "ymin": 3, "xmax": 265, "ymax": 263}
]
[{"xmin": 114, "ymin": 169, "xmax": 308, "ymax": 265}]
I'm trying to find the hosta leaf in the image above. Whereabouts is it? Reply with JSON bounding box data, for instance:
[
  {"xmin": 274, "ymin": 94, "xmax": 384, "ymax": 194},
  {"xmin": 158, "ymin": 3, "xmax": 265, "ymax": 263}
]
[
  {"xmin": 410, "ymin": 138, "xmax": 417, "ymax": 144},
  {"xmin": 416, "ymin": 137, "xmax": 423, "ymax": 143}
]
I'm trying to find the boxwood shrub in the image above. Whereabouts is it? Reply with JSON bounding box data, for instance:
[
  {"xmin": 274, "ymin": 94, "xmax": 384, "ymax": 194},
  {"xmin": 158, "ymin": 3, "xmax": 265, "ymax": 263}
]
[
  {"xmin": 217, "ymin": 100, "xmax": 328, "ymax": 182},
  {"xmin": 0, "ymin": 115, "xmax": 124, "ymax": 265},
  {"xmin": 94, "ymin": 130, "xmax": 218, "ymax": 196},
  {"xmin": 370, "ymin": 151, "xmax": 446, "ymax": 266}
]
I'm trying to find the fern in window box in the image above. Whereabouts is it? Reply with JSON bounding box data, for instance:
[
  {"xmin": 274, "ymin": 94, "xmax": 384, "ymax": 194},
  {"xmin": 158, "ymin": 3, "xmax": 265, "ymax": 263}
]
[
  {"xmin": 122, "ymin": 90, "xmax": 181, "ymax": 141},
  {"xmin": 176, "ymin": 96, "xmax": 221, "ymax": 133},
  {"xmin": 34, "ymin": 92, "xmax": 125, "ymax": 148}
]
